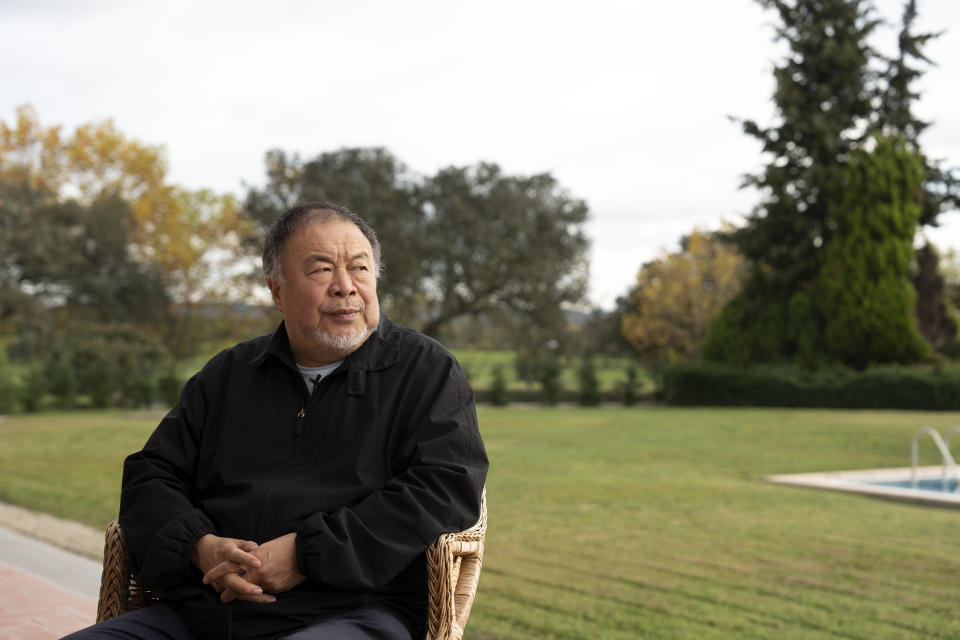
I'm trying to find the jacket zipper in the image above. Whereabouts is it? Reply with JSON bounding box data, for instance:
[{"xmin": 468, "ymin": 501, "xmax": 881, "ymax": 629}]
[
  {"xmin": 293, "ymin": 407, "xmax": 306, "ymax": 460},
  {"xmin": 254, "ymin": 368, "xmax": 336, "ymax": 540},
  {"xmin": 255, "ymin": 404, "xmax": 307, "ymax": 540}
]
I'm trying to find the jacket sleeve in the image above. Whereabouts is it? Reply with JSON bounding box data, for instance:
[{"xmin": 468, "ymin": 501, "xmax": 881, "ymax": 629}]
[
  {"xmin": 118, "ymin": 374, "xmax": 218, "ymax": 592},
  {"xmin": 293, "ymin": 356, "xmax": 488, "ymax": 590}
]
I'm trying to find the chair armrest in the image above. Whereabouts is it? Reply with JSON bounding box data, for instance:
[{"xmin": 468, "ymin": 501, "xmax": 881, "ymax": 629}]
[
  {"xmin": 96, "ymin": 521, "xmax": 130, "ymax": 622},
  {"xmin": 425, "ymin": 490, "xmax": 487, "ymax": 640},
  {"xmin": 96, "ymin": 520, "xmax": 161, "ymax": 623}
]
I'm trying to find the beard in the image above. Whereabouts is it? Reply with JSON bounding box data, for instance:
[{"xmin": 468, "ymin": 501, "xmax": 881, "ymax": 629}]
[{"xmin": 310, "ymin": 316, "xmax": 377, "ymax": 355}]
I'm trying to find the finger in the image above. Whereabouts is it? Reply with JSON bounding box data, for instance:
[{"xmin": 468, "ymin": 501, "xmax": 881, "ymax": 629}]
[
  {"xmin": 226, "ymin": 546, "xmax": 261, "ymax": 568},
  {"xmin": 210, "ymin": 576, "xmax": 229, "ymax": 594},
  {"xmin": 221, "ymin": 585, "xmax": 275, "ymax": 604},
  {"xmin": 220, "ymin": 572, "xmax": 264, "ymax": 598},
  {"xmin": 234, "ymin": 539, "xmax": 260, "ymax": 553},
  {"xmin": 203, "ymin": 560, "xmax": 241, "ymax": 585},
  {"xmin": 236, "ymin": 592, "xmax": 277, "ymax": 604}
]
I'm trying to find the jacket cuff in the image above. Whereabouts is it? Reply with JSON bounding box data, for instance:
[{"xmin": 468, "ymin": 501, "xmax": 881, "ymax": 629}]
[
  {"xmin": 125, "ymin": 508, "xmax": 218, "ymax": 590},
  {"xmin": 294, "ymin": 523, "xmax": 313, "ymax": 579},
  {"xmin": 178, "ymin": 511, "xmax": 219, "ymax": 580}
]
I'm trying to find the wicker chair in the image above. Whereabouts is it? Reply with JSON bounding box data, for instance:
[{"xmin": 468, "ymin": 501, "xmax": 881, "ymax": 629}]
[{"xmin": 96, "ymin": 491, "xmax": 486, "ymax": 640}]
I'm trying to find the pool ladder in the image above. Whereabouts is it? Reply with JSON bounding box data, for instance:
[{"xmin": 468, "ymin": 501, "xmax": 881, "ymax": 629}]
[{"xmin": 911, "ymin": 426, "xmax": 960, "ymax": 492}]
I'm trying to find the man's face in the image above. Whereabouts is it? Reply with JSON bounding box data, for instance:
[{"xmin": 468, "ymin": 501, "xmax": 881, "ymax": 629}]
[{"xmin": 268, "ymin": 217, "xmax": 381, "ymax": 366}]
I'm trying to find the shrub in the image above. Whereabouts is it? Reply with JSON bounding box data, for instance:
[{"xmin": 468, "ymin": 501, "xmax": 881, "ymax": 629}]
[
  {"xmin": 20, "ymin": 366, "xmax": 49, "ymax": 412},
  {"xmin": 619, "ymin": 363, "xmax": 639, "ymax": 406},
  {"xmin": 488, "ymin": 366, "xmax": 510, "ymax": 407},
  {"xmin": 47, "ymin": 340, "xmax": 77, "ymax": 409},
  {"xmin": 157, "ymin": 371, "xmax": 184, "ymax": 409},
  {"xmin": 535, "ymin": 354, "xmax": 562, "ymax": 405},
  {"xmin": 661, "ymin": 362, "xmax": 960, "ymax": 410},
  {"xmin": 577, "ymin": 357, "xmax": 601, "ymax": 406},
  {"xmin": 77, "ymin": 352, "xmax": 116, "ymax": 409},
  {"xmin": 0, "ymin": 359, "xmax": 24, "ymax": 414},
  {"xmin": 129, "ymin": 376, "xmax": 155, "ymax": 408}
]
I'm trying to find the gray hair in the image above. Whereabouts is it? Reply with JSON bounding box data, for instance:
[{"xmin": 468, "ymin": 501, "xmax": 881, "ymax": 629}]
[{"xmin": 262, "ymin": 201, "xmax": 383, "ymax": 284}]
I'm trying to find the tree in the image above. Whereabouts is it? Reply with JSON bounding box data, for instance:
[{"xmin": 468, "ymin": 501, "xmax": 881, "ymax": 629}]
[
  {"xmin": 420, "ymin": 163, "xmax": 589, "ymax": 340},
  {"xmin": 534, "ymin": 352, "xmax": 562, "ymax": 405},
  {"xmin": 50, "ymin": 195, "xmax": 171, "ymax": 326},
  {"xmin": 0, "ymin": 177, "xmax": 176, "ymax": 407},
  {"xmin": 68, "ymin": 321, "xmax": 170, "ymax": 408},
  {"xmin": 1, "ymin": 107, "xmax": 255, "ymax": 409},
  {"xmin": 813, "ymin": 136, "xmax": 929, "ymax": 367},
  {"xmin": 0, "ymin": 178, "xmax": 52, "ymax": 326},
  {"xmin": 243, "ymin": 151, "xmax": 591, "ymax": 346},
  {"xmin": 875, "ymin": 0, "xmax": 960, "ymax": 349},
  {"xmin": 729, "ymin": 0, "xmax": 879, "ymax": 292},
  {"xmin": 488, "ymin": 365, "xmax": 510, "ymax": 407},
  {"xmin": 571, "ymin": 306, "xmax": 634, "ymax": 358},
  {"xmin": 876, "ymin": 0, "xmax": 959, "ymax": 226},
  {"xmin": 621, "ymin": 230, "xmax": 746, "ymax": 362},
  {"xmin": 0, "ymin": 181, "xmax": 167, "ymax": 329},
  {"xmin": 244, "ymin": 148, "xmax": 426, "ymax": 325},
  {"xmin": 706, "ymin": 137, "xmax": 930, "ymax": 368},
  {"xmin": 577, "ymin": 356, "xmax": 601, "ymax": 406},
  {"xmin": 618, "ymin": 363, "xmax": 640, "ymax": 407},
  {"xmin": 1, "ymin": 106, "xmax": 252, "ymax": 370},
  {"xmin": 703, "ymin": 0, "xmax": 950, "ymax": 367},
  {"xmin": 0, "ymin": 105, "xmax": 247, "ymax": 305},
  {"xmin": 912, "ymin": 242, "xmax": 957, "ymax": 350}
]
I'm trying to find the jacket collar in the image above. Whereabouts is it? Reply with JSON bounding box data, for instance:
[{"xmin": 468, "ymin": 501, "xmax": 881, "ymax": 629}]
[
  {"xmin": 249, "ymin": 314, "xmax": 401, "ymax": 376},
  {"xmin": 342, "ymin": 314, "xmax": 401, "ymax": 373}
]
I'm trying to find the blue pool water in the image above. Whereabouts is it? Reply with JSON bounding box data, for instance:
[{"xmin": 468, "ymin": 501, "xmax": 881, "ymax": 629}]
[{"xmin": 871, "ymin": 477, "xmax": 959, "ymax": 493}]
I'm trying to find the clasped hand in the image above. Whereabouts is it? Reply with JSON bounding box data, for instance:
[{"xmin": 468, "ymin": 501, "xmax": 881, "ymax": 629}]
[{"xmin": 192, "ymin": 532, "xmax": 306, "ymax": 603}]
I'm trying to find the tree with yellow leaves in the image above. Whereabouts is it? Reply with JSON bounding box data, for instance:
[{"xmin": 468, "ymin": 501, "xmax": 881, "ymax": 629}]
[
  {"xmin": 0, "ymin": 104, "xmax": 249, "ymax": 305},
  {"xmin": 1, "ymin": 105, "xmax": 259, "ymax": 407},
  {"xmin": 620, "ymin": 229, "xmax": 746, "ymax": 362}
]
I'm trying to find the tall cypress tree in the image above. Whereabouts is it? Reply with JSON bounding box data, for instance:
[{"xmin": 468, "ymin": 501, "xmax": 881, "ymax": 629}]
[
  {"xmin": 877, "ymin": 0, "xmax": 959, "ymax": 350},
  {"xmin": 702, "ymin": 0, "xmax": 953, "ymax": 367},
  {"xmin": 815, "ymin": 136, "xmax": 929, "ymax": 368},
  {"xmin": 877, "ymin": 0, "xmax": 959, "ymax": 225},
  {"xmin": 703, "ymin": 0, "xmax": 880, "ymax": 364},
  {"xmin": 732, "ymin": 0, "xmax": 879, "ymax": 287}
]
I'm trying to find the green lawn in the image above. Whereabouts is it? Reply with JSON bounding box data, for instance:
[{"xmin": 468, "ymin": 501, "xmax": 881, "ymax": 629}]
[
  {"xmin": 2, "ymin": 407, "xmax": 960, "ymax": 638},
  {"xmin": 0, "ymin": 411, "xmax": 157, "ymax": 527}
]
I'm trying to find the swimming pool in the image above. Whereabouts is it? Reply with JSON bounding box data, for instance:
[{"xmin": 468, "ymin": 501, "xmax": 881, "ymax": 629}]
[
  {"xmin": 765, "ymin": 466, "xmax": 960, "ymax": 509},
  {"xmin": 873, "ymin": 477, "xmax": 959, "ymax": 492}
]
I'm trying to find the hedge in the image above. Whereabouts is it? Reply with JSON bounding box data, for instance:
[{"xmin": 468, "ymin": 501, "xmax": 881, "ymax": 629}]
[{"xmin": 661, "ymin": 362, "xmax": 960, "ymax": 410}]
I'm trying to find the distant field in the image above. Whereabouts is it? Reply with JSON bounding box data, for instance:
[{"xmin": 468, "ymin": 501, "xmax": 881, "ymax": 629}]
[
  {"xmin": 452, "ymin": 349, "xmax": 656, "ymax": 395},
  {"xmin": 2, "ymin": 408, "xmax": 959, "ymax": 638},
  {"xmin": 174, "ymin": 349, "xmax": 656, "ymax": 399}
]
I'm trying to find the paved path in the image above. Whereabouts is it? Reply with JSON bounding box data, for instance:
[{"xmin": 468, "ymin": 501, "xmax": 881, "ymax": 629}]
[{"xmin": 0, "ymin": 507, "xmax": 102, "ymax": 639}]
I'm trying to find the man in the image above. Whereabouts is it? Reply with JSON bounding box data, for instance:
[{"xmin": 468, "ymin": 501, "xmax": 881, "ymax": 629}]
[{"xmin": 66, "ymin": 202, "xmax": 488, "ymax": 640}]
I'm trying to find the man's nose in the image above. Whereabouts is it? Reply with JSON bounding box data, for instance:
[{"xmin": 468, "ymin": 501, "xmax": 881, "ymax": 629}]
[{"xmin": 329, "ymin": 268, "xmax": 356, "ymax": 296}]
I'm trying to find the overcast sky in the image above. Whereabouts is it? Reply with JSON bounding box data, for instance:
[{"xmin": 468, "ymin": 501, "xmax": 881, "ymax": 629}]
[{"xmin": 2, "ymin": 0, "xmax": 959, "ymax": 309}]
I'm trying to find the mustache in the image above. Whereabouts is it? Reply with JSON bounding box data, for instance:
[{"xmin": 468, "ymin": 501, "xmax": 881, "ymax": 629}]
[{"xmin": 322, "ymin": 304, "xmax": 364, "ymax": 313}]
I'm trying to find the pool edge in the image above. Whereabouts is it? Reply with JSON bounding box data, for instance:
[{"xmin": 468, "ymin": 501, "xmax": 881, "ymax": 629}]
[{"xmin": 765, "ymin": 465, "xmax": 960, "ymax": 509}]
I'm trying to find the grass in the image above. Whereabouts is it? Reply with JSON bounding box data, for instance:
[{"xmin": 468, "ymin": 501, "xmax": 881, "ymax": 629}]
[
  {"xmin": 2, "ymin": 407, "xmax": 960, "ymax": 638},
  {"xmin": 0, "ymin": 411, "xmax": 157, "ymax": 527}
]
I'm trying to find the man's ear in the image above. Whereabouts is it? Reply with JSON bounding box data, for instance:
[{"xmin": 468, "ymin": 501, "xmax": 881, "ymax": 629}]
[{"xmin": 267, "ymin": 278, "xmax": 284, "ymax": 313}]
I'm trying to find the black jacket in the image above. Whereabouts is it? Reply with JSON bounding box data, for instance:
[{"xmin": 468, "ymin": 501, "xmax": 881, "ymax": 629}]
[{"xmin": 118, "ymin": 316, "xmax": 488, "ymax": 639}]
